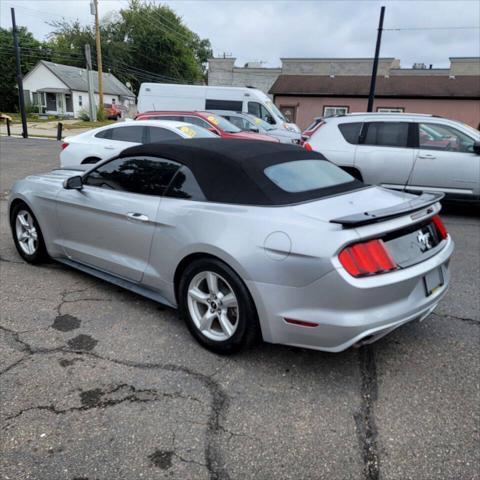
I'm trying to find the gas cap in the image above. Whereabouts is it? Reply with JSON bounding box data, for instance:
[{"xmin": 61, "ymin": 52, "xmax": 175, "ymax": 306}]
[{"xmin": 263, "ymin": 231, "xmax": 292, "ymax": 261}]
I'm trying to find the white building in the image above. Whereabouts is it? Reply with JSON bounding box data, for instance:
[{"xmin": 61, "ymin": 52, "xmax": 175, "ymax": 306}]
[{"xmin": 23, "ymin": 60, "xmax": 136, "ymax": 118}]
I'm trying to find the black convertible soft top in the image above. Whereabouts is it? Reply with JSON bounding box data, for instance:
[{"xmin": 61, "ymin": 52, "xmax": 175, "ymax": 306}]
[{"xmin": 119, "ymin": 138, "xmax": 363, "ymax": 205}]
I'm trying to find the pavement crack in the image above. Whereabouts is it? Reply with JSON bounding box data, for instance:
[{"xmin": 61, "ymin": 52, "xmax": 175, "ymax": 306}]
[
  {"xmin": 435, "ymin": 312, "xmax": 479, "ymax": 326},
  {"xmin": 354, "ymin": 346, "xmax": 380, "ymax": 480},
  {"xmin": 0, "ymin": 337, "xmax": 231, "ymax": 480}
]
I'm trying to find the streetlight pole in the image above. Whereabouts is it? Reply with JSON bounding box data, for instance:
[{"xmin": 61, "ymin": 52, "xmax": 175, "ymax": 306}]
[{"xmin": 367, "ymin": 6, "xmax": 386, "ymax": 112}]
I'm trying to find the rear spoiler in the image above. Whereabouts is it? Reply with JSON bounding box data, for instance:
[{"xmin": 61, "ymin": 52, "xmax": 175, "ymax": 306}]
[{"xmin": 330, "ymin": 192, "xmax": 444, "ymax": 228}]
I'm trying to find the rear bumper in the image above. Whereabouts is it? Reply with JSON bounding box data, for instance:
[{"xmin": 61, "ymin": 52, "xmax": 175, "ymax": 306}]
[{"xmin": 248, "ymin": 236, "xmax": 454, "ymax": 352}]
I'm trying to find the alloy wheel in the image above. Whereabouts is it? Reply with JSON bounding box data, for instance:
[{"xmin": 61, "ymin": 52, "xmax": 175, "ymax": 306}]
[
  {"xmin": 15, "ymin": 210, "xmax": 38, "ymax": 255},
  {"xmin": 187, "ymin": 271, "xmax": 239, "ymax": 341}
]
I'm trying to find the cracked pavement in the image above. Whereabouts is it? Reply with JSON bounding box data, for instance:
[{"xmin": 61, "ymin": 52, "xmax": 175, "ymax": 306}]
[{"xmin": 0, "ymin": 137, "xmax": 479, "ymax": 480}]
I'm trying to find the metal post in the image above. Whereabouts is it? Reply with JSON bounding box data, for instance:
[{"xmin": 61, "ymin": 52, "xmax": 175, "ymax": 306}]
[
  {"xmin": 93, "ymin": 0, "xmax": 104, "ymax": 115},
  {"xmin": 6, "ymin": 118, "xmax": 11, "ymax": 136},
  {"xmin": 11, "ymin": 8, "xmax": 28, "ymax": 138},
  {"xmin": 367, "ymin": 6, "xmax": 385, "ymax": 112},
  {"xmin": 57, "ymin": 122, "xmax": 63, "ymax": 141},
  {"xmin": 85, "ymin": 44, "xmax": 97, "ymax": 121}
]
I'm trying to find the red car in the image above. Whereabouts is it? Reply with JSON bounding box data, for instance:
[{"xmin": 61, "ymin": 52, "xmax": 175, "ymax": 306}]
[
  {"xmin": 300, "ymin": 117, "xmax": 325, "ymax": 145},
  {"xmin": 135, "ymin": 111, "xmax": 278, "ymax": 142}
]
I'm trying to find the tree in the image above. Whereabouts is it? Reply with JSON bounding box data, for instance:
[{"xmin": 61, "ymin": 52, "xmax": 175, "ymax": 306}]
[
  {"xmin": 0, "ymin": 27, "xmax": 48, "ymax": 112},
  {"xmin": 0, "ymin": 1, "xmax": 213, "ymax": 111},
  {"xmin": 47, "ymin": 0, "xmax": 213, "ymax": 93}
]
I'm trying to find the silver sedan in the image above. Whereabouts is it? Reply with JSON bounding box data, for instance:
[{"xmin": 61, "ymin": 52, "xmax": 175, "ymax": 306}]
[{"xmin": 9, "ymin": 139, "xmax": 454, "ymax": 354}]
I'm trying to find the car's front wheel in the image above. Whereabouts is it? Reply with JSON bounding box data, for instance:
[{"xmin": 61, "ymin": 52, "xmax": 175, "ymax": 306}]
[
  {"xmin": 179, "ymin": 258, "xmax": 260, "ymax": 354},
  {"xmin": 10, "ymin": 203, "xmax": 49, "ymax": 264}
]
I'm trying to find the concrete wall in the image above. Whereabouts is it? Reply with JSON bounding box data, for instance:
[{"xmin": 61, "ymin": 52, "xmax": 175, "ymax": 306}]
[
  {"xmin": 208, "ymin": 58, "xmax": 281, "ymax": 96},
  {"xmin": 280, "ymin": 58, "xmax": 398, "ymax": 76},
  {"xmin": 450, "ymin": 57, "xmax": 480, "ymax": 76},
  {"xmin": 274, "ymin": 95, "xmax": 480, "ymax": 130}
]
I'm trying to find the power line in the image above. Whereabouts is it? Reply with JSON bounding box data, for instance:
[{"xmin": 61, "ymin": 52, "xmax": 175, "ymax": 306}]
[{"xmin": 384, "ymin": 26, "xmax": 480, "ymax": 31}]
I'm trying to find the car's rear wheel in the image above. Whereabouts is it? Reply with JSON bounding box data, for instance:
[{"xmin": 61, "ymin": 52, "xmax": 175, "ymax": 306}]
[
  {"xmin": 179, "ymin": 258, "xmax": 260, "ymax": 354},
  {"xmin": 10, "ymin": 203, "xmax": 49, "ymax": 264}
]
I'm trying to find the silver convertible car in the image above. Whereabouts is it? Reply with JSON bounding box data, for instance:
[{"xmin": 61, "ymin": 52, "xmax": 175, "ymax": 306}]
[{"xmin": 9, "ymin": 139, "xmax": 454, "ymax": 354}]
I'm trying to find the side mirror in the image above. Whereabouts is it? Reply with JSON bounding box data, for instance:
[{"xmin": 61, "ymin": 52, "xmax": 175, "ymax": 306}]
[
  {"xmin": 249, "ymin": 127, "xmax": 260, "ymax": 133},
  {"xmin": 63, "ymin": 175, "xmax": 83, "ymax": 190},
  {"xmin": 266, "ymin": 115, "xmax": 274, "ymax": 125},
  {"xmin": 473, "ymin": 140, "xmax": 480, "ymax": 155}
]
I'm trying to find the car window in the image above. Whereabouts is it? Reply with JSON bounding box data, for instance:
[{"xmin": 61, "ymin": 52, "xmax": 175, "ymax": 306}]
[
  {"xmin": 95, "ymin": 128, "xmax": 113, "ymax": 139},
  {"xmin": 224, "ymin": 115, "xmax": 251, "ymax": 131},
  {"xmin": 110, "ymin": 126, "xmax": 145, "ymax": 143},
  {"xmin": 338, "ymin": 122, "xmax": 362, "ymax": 144},
  {"xmin": 183, "ymin": 116, "xmax": 212, "ymax": 129},
  {"xmin": 248, "ymin": 102, "xmax": 274, "ymax": 124},
  {"xmin": 84, "ymin": 157, "xmax": 180, "ymax": 195},
  {"xmin": 204, "ymin": 114, "xmax": 241, "ymax": 133},
  {"xmin": 363, "ymin": 122, "xmax": 409, "ymax": 148},
  {"xmin": 264, "ymin": 159, "xmax": 354, "ymax": 193},
  {"xmin": 147, "ymin": 126, "xmax": 180, "ymax": 143},
  {"xmin": 176, "ymin": 125, "xmax": 217, "ymax": 138},
  {"xmin": 205, "ymin": 99, "xmax": 243, "ymax": 111},
  {"xmin": 165, "ymin": 166, "xmax": 206, "ymax": 201},
  {"xmin": 146, "ymin": 115, "xmax": 184, "ymax": 122},
  {"xmin": 419, "ymin": 123, "xmax": 475, "ymax": 153}
]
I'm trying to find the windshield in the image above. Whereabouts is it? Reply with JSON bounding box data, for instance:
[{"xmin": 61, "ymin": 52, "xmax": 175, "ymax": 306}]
[
  {"xmin": 266, "ymin": 100, "xmax": 286, "ymax": 122},
  {"xmin": 176, "ymin": 125, "xmax": 217, "ymax": 138},
  {"xmin": 205, "ymin": 114, "xmax": 241, "ymax": 133},
  {"xmin": 245, "ymin": 114, "xmax": 274, "ymax": 131},
  {"xmin": 264, "ymin": 159, "xmax": 354, "ymax": 193}
]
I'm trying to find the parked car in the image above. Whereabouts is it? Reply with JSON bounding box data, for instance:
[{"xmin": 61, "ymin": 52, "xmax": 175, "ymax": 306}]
[
  {"xmin": 135, "ymin": 111, "xmax": 279, "ymax": 142},
  {"xmin": 105, "ymin": 103, "xmax": 122, "ymax": 120},
  {"xmin": 304, "ymin": 113, "xmax": 480, "ymax": 202},
  {"xmin": 137, "ymin": 82, "xmax": 301, "ymax": 133},
  {"xmin": 213, "ymin": 110, "xmax": 301, "ymax": 144},
  {"xmin": 301, "ymin": 116, "xmax": 324, "ymax": 144},
  {"xmin": 10, "ymin": 138, "xmax": 453, "ymax": 354},
  {"xmin": 60, "ymin": 120, "xmax": 217, "ymax": 167}
]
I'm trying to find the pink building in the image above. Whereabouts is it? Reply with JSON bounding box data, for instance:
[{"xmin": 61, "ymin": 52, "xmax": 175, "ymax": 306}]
[{"xmin": 270, "ymin": 74, "xmax": 480, "ymax": 130}]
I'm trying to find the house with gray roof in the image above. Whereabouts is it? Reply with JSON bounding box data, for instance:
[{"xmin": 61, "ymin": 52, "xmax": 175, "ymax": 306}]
[{"xmin": 23, "ymin": 60, "xmax": 136, "ymax": 118}]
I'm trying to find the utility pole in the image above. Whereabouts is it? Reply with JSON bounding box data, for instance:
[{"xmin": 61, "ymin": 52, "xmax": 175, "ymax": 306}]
[
  {"xmin": 92, "ymin": 0, "xmax": 104, "ymax": 116},
  {"xmin": 85, "ymin": 44, "xmax": 97, "ymax": 121},
  {"xmin": 367, "ymin": 5, "xmax": 385, "ymax": 112},
  {"xmin": 11, "ymin": 8, "xmax": 28, "ymax": 138}
]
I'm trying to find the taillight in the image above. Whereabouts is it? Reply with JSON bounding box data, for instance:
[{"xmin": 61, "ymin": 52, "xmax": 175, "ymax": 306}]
[
  {"xmin": 304, "ymin": 142, "xmax": 312, "ymax": 151},
  {"xmin": 61, "ymin": 142, "xmax": 69, "ymax": 150},
  {"xmin": 432, "ymin": 215, "xmax": 448, "ymax": 240},
  {"xmin": 339, "ymin": 239, "xmax": 397, "ymax": 277}
]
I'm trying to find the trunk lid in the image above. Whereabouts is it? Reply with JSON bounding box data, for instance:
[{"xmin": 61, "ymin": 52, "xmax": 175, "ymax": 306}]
[{"xmin": 291, "ymin": 186, "xmax": 426, "ymax": 224}]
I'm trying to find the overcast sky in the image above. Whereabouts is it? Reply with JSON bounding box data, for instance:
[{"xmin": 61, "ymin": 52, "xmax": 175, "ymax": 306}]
[{"xmin": 1, "ymin": 0, "xmax": 479, "ymax": 68}]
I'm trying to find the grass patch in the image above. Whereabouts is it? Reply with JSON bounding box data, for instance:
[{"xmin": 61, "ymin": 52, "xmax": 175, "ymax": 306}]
[{"xmin": 63, "ymin": 120, "xmax": 116, "ymax": 130}]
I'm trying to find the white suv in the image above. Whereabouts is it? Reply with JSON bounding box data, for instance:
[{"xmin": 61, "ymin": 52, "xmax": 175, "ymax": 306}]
[{"xmin": 305, "ymin": 113, "xmax": 480, "ymax": 202}]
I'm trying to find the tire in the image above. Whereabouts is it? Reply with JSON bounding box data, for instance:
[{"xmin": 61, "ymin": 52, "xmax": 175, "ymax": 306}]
[
  {"xmin": 10, "ymin": 202, "xmax": 49, "ymax": 264},
  {"xmin": 178, "ymin": 258, "xmax": 260, "ymax": 354}
]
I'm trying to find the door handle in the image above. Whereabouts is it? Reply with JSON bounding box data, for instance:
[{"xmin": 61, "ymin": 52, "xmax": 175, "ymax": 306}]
[
  {"xmin": 126, "ymin": 212, "xmax": 149, "ymax": 222},
  {"xmin": 104, "ymin": 145, "xmax": 116, "ymax": 150},
  {"xmin": 417, "ymin": 154, "xmax": 436, "ymax": 159}
]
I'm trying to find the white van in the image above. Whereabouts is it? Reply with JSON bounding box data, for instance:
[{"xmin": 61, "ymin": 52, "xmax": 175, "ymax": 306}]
[{"xmin": 137, "ymin": 83, "xmax": 301, "ymax": 135}]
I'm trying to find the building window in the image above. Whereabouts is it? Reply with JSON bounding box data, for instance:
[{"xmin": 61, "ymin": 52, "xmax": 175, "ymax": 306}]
[
  {"xmin": 376, "ymin": 107, "xmax": 404, "ymax": 113},
  {"xmin": 323, "ymin": 106, "xmax": 349, "ymax": 117},
  {"xmin": 279, "ymin": 105, "xmax": 297, "ymax": 123},
  {"xmin": 79, "ymin": 95, "xmax": 83, "ymax": 107}
]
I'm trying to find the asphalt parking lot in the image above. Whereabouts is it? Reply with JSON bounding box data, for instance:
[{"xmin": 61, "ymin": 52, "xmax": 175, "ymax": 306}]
[{"xmin": 0, "ymin": 137, "xmax": 479, "ymax": 480}]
